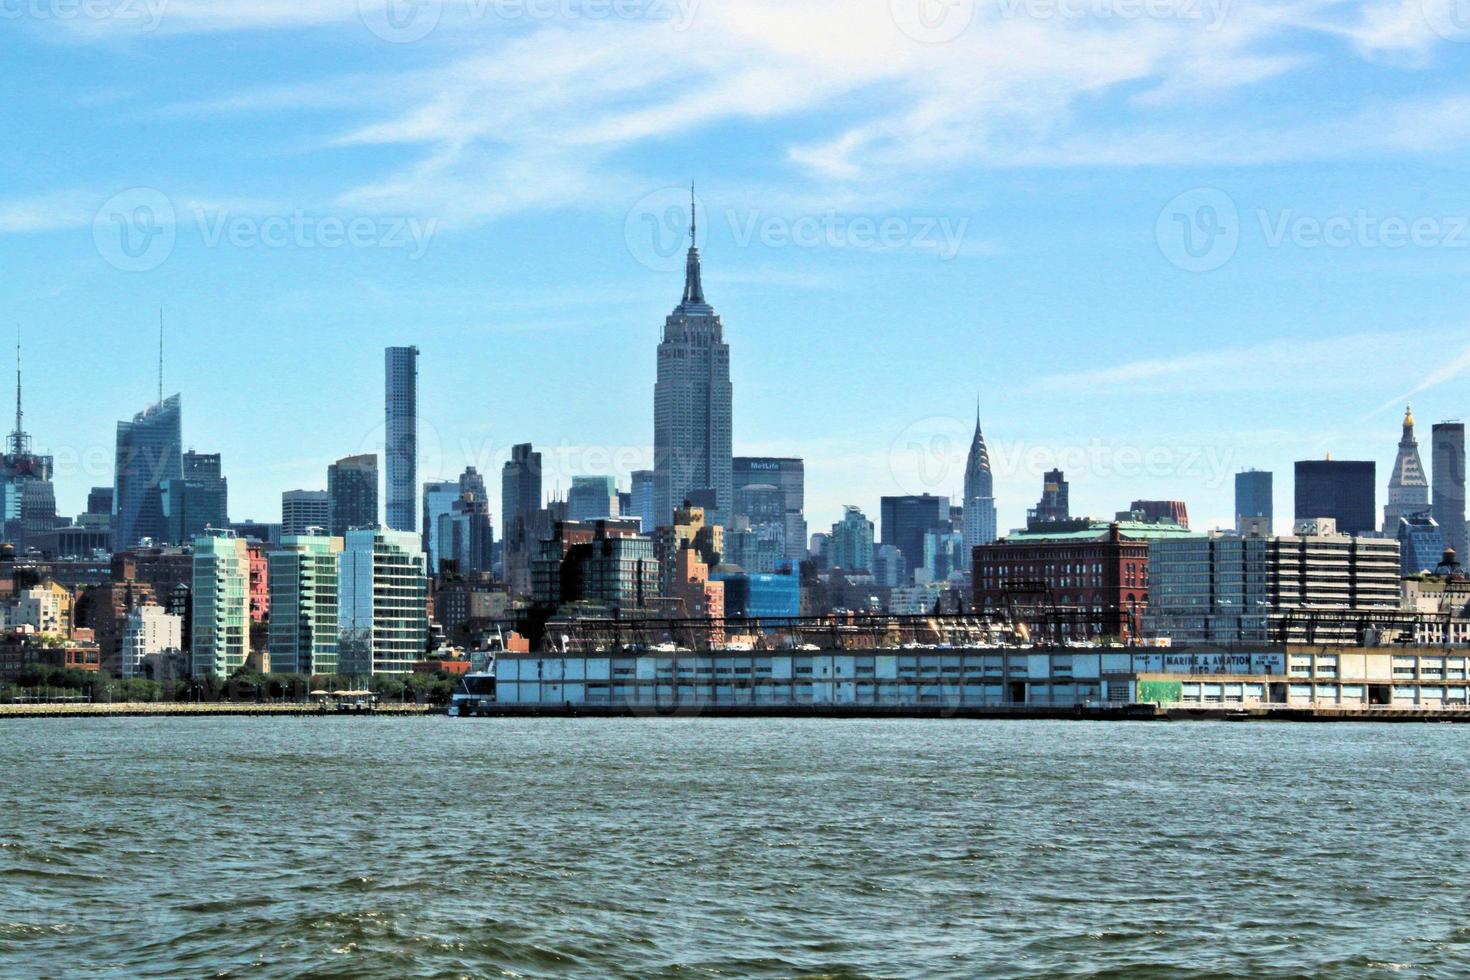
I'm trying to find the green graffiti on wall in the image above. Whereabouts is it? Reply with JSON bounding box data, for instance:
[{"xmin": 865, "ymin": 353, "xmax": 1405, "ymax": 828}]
[{"xmin": 1136, "ymin": 680, "xmax": 1182, "ymax": 705}]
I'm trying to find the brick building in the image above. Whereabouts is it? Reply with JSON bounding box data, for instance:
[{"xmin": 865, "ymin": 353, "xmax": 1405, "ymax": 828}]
[{"xmin": 972, "ymin": 520, "xmax": 1195, "ymax": 641}]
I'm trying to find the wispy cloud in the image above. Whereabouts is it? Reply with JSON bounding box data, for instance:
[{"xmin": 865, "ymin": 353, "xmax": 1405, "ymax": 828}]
[
  {"xmin": 1026, "ymin": 329, "xmax": 1469, "ymax": 399},
  {"xmin": 19, "ymin": 0, "xmax": 1470, "ymax": 235}
]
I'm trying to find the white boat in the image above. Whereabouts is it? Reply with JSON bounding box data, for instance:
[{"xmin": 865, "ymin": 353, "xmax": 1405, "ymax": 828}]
[{"xmin": 448, "ymin": 664, "xmax": 496, "ymax": 717}]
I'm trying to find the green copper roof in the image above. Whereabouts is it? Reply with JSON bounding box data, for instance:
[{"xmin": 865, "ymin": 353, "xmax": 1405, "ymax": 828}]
[{"xmin": 1001, "ymin": 521, "xmax": 1202, "ymax": 543}]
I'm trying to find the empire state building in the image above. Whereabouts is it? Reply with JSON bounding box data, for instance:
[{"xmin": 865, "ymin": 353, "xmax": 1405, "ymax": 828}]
[{"xmin": 654, "ymin": 192, "xmax": 732, "ymax": 527}]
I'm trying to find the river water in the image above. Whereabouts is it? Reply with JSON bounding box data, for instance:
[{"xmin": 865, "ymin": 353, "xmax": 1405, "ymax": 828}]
[{"xmin": 2, "ymin": 718, "xmax": 1468, "ymax": 977}]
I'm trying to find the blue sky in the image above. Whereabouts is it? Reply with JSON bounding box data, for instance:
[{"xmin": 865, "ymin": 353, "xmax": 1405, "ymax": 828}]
[{"xmin": 6, "ymin": 0, "xmax": 1470, "ymax": 536}]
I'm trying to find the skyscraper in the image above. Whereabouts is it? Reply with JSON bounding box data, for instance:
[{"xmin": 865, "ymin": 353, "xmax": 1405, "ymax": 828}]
[
  {"xmin": 1383, "ymin": 405, "xmax": 1430, "ymax": 535},
  {"xmin": 828, "ymin": 505, "xmax": 875, "ymax": 572},
  {"xmin": 880, "ymin": 494, "xmax": 951, "ymax": 581},
  {"xmin": 568, "ymin": 475, "xmax": 620, "ymax": 522},
  {"xmin": 444, "ymin": 466, "xmax": 495, "ymax": 576},
  {"xmin": 327, "ymin": 454, "xmax": 378, "ymax": 536},
  {"xmin": 1028, "ymin": 469, "xmax": 1069, "ymax": 527},
  {"xmin": 501, "ymin": 443, "xmax": 543, "ymax": 595},
  {"xmin": 281, "ymin": 490, "xmax": 330, "ymax": 536},
  {"xmin": 1432, "ymin": 421, "xmax": 1466, "ymax": 559},
  {"xmin": 630, "ymin": 469, "xmax": 656, "ymax": 533},
  {"xmin": 384, "ymin": 345, "xmax": 418, "ymax": 532},
  {"xmin": 0, "ymin": 343, "xmax": 55, "ymax": 549},
  {"xmin": 654, "ymin": 191, "xmax": 732, "ymax": 528},
  {"xmin": 421, "ymin": 479, "xmax": 461, "ymax": 573},
  {"xmin": 961, "ymin": 412, "xmax": 997, "ymax": 563},
  {"xmin": 733, "ymin": 457, "xmax": 806, "ymax": 561},
  {"xmin": 1294, "ymin": 458, "xmax": 1375, "ymax": 536},
  {"xmin": 161, "ymin": 450, "xmax": 229, "ymax": 544},
  {"xmin": 114, "ymin": 394, "xmax": 183, "ymax": 550},
  {"xmin": 1235, "ymin": 469, "xmax": 1273, "ymax": 533}
]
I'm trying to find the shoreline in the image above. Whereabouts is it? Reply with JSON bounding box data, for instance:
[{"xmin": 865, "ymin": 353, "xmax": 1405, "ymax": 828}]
[
  {"xmin": 7, "ymin": 702, "xmax": 1470, "ymax": 722},
  {"xmin": 0, "ymin": 703, "xmax": 437, "ymax": 719}
]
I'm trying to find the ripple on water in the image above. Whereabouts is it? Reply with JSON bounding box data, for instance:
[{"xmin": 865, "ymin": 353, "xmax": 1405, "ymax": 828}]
[{"xmin": 1, "ymin": 718, "xmax": 1468, "ymax": 978}]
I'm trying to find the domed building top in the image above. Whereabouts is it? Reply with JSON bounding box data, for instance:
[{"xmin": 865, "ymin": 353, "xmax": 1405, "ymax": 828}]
[{"xmin": 1404, "ymin": 404, "xmax": 1415, "ymax": 430}]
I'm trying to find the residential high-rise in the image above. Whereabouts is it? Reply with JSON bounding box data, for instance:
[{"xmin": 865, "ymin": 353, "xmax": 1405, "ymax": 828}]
[
  {"xmin": 1294, "ymin": 459, "xmax": 1376, "ymax": 537},
  {"xmin": 1432, "ymin": 421, "xmax": 1467, "ymax": 559},
  {"xmin": 190, "ymin": 528, "xmax": 250, "ymax": 677},
  {"xmin": 268, "ymin": 532, "xmax": 343, "ymax": 676},
  {"xmin": 1383, "ymin": 405, "xmax": 1430, "ymax": 535},
  {"xmin": 1028, "ymin": 469, "xmax": 1070, "ymax": 527},
  {"xmin": 630, "ymin": 469, "xmax": 656, "ymax": 532},
  {"xmin": 161, "ymin": 450, "xmax": 228, "ymax": 544},
  {"xmin": 828, "ymin": 506, "xmax": 875, "ymax": 572},
  {"xmin": 337, "ymin": 526, "xmax": 428, "ymax": 677},
  {"xmin": 654, "ymin": 192, "xmax": 732, "ymax": 527},
  {"xmin": 327, "ymin": 454, "xmax": 378, "ymax": 536},
  {"xmin": 384, "ymin": 345, "xmax": 419, "ymax": 532},
  {"xmin": 1235, "ymin": 470, "xmax": 1273, "ymax": 533},
  {"xmin": 567, "ymin": 476, "xmax": 620, "ymax": 523},
  {"xmin": 281, "ymin": 490, "xmax": 330, "ymax": 537},
  {"xmin": 114, "ymin": 394, "xmax": 183, "ymax": 550},
  {"xmin": 961, "ymin": 413, "xmax": 997, "ymax": 563},
  {"xmin": 880, "ymin": 494, "xmax": 950, "ymax": 581},
  {"xmin": 733, "ymin": 457, "xmax": 806, "ymax": 561}
]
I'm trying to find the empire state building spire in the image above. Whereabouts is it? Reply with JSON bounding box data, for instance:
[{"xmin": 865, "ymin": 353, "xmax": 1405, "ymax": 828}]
[{"xmin": 681, "ymin": 183, "xmax": 705, "ymax": 307}]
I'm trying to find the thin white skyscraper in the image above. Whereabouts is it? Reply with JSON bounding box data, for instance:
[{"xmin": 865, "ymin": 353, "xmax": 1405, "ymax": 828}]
[{"xmin": 962, "ymin": 406, "xmax": 997, "ymax": 567}]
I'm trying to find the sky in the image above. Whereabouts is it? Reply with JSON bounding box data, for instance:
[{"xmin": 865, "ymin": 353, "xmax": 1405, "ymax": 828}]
[{"xmin": 6, "ymin": 0, "xmax": 1470, "ymax": 537}]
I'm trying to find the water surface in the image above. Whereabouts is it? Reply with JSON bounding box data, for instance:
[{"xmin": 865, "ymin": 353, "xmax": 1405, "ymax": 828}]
[{"xmin": 2, "ymin": 718, "xmax": 1468, "ymax": 977}]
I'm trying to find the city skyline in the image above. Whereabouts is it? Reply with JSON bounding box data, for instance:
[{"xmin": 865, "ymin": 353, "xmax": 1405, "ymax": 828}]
[{"xmin": 5, "ymin": 310, "xmax": 1470, "ymax": 540}]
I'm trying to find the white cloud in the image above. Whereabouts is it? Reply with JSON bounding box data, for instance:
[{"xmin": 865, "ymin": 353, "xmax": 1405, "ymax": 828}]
[{"xmin": 21, "ymin": 0, "xmax": 1470, "ymax": 232}]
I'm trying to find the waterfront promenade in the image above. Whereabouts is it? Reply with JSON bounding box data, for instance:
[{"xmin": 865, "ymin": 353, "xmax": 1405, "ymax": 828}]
[{"xmin": 0, "ymin": 702, "xmax": 436, "ymax": 719}]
